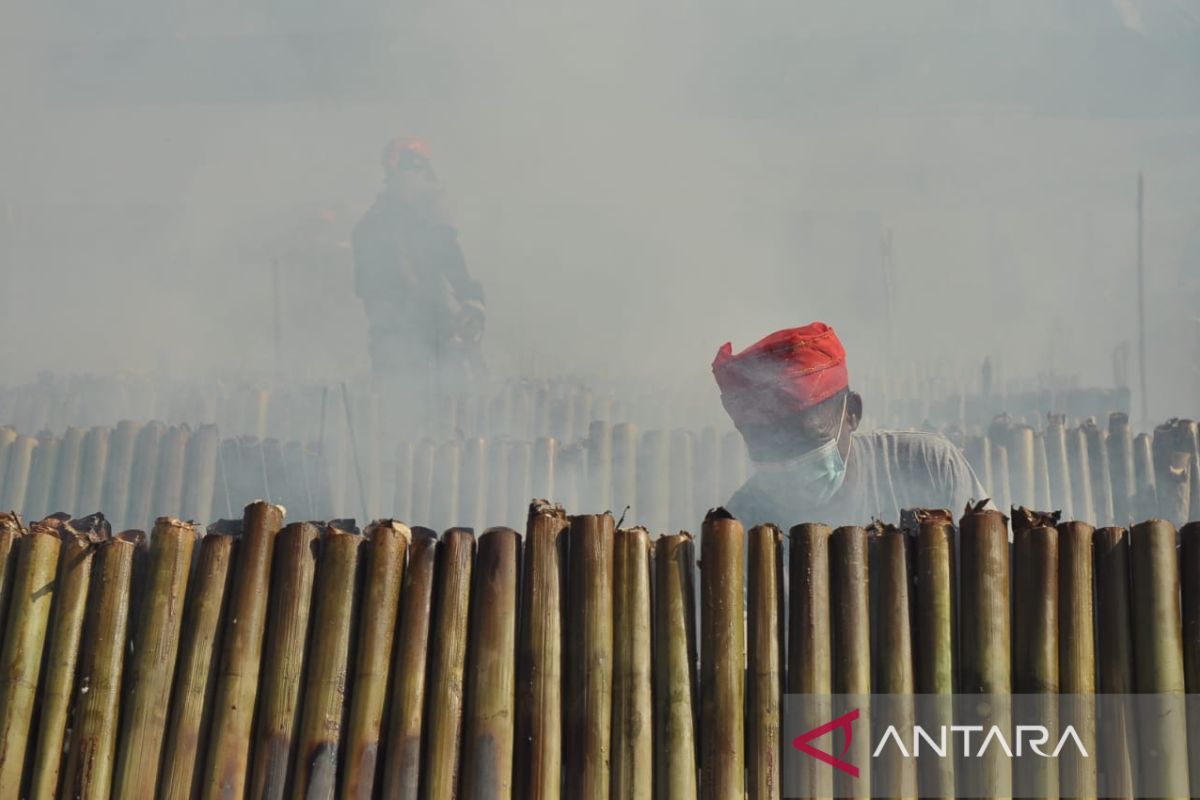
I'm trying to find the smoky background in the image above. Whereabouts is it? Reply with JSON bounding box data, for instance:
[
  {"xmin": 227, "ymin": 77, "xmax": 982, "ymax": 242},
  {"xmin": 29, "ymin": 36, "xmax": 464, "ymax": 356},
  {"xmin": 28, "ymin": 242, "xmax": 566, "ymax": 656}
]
[{"xmin": 2, "ymin": 0, "xmax": 1199, "ymax": 430}]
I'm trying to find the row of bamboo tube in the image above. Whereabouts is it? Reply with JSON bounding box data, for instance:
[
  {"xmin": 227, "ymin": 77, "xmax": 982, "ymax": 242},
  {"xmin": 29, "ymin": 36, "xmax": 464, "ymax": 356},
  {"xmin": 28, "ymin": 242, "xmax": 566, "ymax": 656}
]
[{"xmin": 0, "ymin": 499, "xmax": 1196, "ymax": 797}]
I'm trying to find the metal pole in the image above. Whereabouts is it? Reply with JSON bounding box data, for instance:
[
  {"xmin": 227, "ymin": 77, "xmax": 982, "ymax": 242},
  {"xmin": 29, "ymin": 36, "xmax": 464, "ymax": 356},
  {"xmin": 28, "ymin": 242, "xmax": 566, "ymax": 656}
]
[{"xmin": 1137, "ymin": 172, "xmax": 1149, "ymax": 426}]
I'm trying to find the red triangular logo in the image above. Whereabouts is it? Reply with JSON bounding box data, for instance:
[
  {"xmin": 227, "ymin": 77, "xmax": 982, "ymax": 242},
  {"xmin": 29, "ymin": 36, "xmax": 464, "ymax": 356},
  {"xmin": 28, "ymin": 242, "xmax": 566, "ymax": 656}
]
[{"xmin": 791, "ymin": 707, "xmax": 860, "ymax": 778}]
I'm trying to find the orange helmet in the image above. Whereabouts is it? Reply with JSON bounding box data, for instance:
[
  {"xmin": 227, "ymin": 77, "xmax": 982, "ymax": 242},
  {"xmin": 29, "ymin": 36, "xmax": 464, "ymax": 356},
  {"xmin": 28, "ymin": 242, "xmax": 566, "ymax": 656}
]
[{"xmin": 382, "ymin": 137, "xmax": 432, "ymax": 170}]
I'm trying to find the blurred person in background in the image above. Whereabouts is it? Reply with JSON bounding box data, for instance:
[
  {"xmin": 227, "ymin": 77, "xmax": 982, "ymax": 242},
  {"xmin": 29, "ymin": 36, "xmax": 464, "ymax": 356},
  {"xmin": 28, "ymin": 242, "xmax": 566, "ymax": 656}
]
[
  {"xmin": 713, "ymin": 322, "xmax": 988, "ymax": 527},
  {"xmin": 353, "ymin": 137, "xmax": 487, "ymax": 406}
]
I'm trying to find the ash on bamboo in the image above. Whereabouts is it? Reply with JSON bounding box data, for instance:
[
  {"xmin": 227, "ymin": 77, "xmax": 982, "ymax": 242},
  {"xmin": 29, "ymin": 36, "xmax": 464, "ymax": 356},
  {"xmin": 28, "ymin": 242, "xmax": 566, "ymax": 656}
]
[
  {"xmin": 422, "ymin": 528, "xmax": 476, "ymax": 800},
  {"xmin": 461, "ymin": 527, "xmax": 521, "ymax": 799},
  {"xmin": 701, "ymin": 509, "xmax": 745, "ymax": 800},
  {"xmin": 515, "ymin": 503, "xmax": 567, "ymax": 800},
  {"xmin": 112, "ymin": 517, "xmax": 198, "ymax": 799},
  {"xmin": 747, "ymin": 524, "xmax": 784, "ymax": 800},
  {"xmin": 654, "ymin": 532, "xmax": 699, "ymax": 800},
  {"xmin": 611, "ymin": 526, "xmax": 652, "ymax": 800},
  {"xmin": 381, "ymin": 527, "xmax": 438, "ymax": 797},
  {"xmin": 565, "ymin": 513, "xmax": 615, "ymax": 800},
  {"xmin": 341, "ymin": 519, "xmax": 410, "ymax": 800},
  {"xmin": 247, "ymin": 521, "xmax": 322, "ymax": 800},
  {"xmin": 293, "ymin": 524, "xmax": 364, "ymax": 800}
]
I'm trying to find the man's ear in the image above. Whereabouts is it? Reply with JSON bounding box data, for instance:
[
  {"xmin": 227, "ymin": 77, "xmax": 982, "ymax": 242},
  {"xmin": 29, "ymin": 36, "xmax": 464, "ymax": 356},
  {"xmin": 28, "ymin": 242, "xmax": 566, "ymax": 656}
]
[{"xmin": 846, "ymin": 391, "xmax": 864, "ymax": 432}]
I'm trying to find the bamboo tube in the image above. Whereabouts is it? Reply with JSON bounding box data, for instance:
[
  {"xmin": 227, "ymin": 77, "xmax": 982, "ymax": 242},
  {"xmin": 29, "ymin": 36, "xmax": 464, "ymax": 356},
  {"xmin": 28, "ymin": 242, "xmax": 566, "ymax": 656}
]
[
  {"xmin": 829, "ymin": 525, "xmax": 870, "ymax": 799},
  {"xmin": 487, "ymin": 439, "xmax": 510, "ymax": 529},
  {"xmin": 871, "ymin": 523, "xmax": 916, "ymax": 800},
  {"xmin": 156, "ymin": 529, "xmax": 236, "ymax": 800},
  {"xmin": 182, "ymin": 424, "xmax": 220, "ymax": 523},
  {"xmin": 515, "ymin": 504, "xmax": 567, "ymax": 800},
  {"xmin": 1083, "ymin": 419, "xmax": 1115, "ymax": 526},
  {"xmin": 1011, "ymin": 509, "xmax": 1059, "ymax": 800},
  {"xmin": 747, "ymin": 524, "xmax": 783, "ymax": 800},
  {"xmin": 1153, "ymin": 422, "xmax": 1193, "ymax": 527},
  {"xmin": 200, "ymin": 501, "xmax": 285, "ymax": 800},
  {"xmin": 557, "ymin": 443, "xmax": 585, "ymax": 512},
  {"xmin": 0, "ymin": 428, "xmax": 16, "ymax": 495},
  {"xmin": 50, "ymin": 426, "xmax": 86, "ymax": 517},
  {"xmin": 422, "ymin": 528, "xmax": 476, "ymax": 799},
  {"xmin": 393, "ymin": 440, "xmax": 415, "ymax": 523},
  {"xmin": 787, "ymin": 523, "xmax": 832, "ymax": 800},
  {"xmin": 460, "ymin": 438, "xmax": 487, "ymax": 534},
  {"xmin": 587, "ymin": 421, "xmax": 613, "ymax": 512},
  {"xmin": 1057, "ymin": 520, "xmax": 1097, "ymax": 798},
  {"xmin": 1067, "ymin": 427, "xmax": 1096, "ymax": 524},
  {"xmin": 76, "ymin": 426, "xmax": 110, "ymax": 516},
  {"xmin": 379, "ymin": 526, "xmax": 437, "ymax": 796},
  {"xmin": 61, "ymin": 533, "xmax": 139, "ymax": 800},
  {"xmin": 669, "ymin": 430, "xmax": 696, "ymax": 533},
  {"xmin": 610, "ymin": 527, "xmax": 653, "ymax": 800},
  {"xmin": 695, "ymin": 427, "xmax": 720, "ymax": 518},
  {"xmin": 292, "ymin": 526, "xmax": 364, "ymax": 799},
  {"xmin": 1045, "ymin": 415, "xmax": 1074, "ymax": 519},
  {"xmin": 1130, "ymin": 519, "xmax": 1189, "ymax": 799},
  {"xmin": 0, "ymin": 515, "xmax": 19, "ymax": 639},
  {"xmin": 124, "ymin": 421, "xmax": 165, "ymax": 531},
  {"xmin": 411, "ymin": 440, "xmax": 436, "ymax": 527},
  {"xmin": 341, "ymin": 520, "xmax": 409, "ymax": 800},
  {"xmin": 549, "ymin": 398, "xmax": 573, "ymax": 445},
  {"xmin": 957, "ymin": 503, "xmax": 1011, "ymax": 799},
  {"xmin": 24, "ymin": 434, "xmax": 58, "ymax": 523},
  {"xmin": 654, "ymin": 532, "xmax": 699, "ymax": 800},
  {"xmin": 247, "ymin": 522, "xmax": 321, "ymax": 800},
  {"xmin": 1182, "ymin": 521, "xmax": 1200, "ymax": 794},
  {"xmin": 1179, "ymin": 420, "xmax": 1200, "ymax": 523},
  {"xmin": 1034, "ymin": 431, "xmax": 1053, "ymax": 511},
  {"xmin": 26, "ymin": 522, "xmax": 95, "ymax": 800},
  {"xmin": 1008, "ymin": 425, "xmax": 1036, "ymax": 509},
  {"xmin": 101, "ymin": 420, "xmax": 140, "ymax": 529},
  {"xmin": 964, "ymin": 435, "xmax": 993, "ymax": 499},
  {"xmin": 1133, "ymin": 432, "xmax": 1157, "ymax": 521},
  {"xmin": 1108, "ymin": 413, "xmax": 1137, "ymax": 525},
  {"xmin": 112, "ymin": 518, "xmax": 197, "ymax": 798},
  {"xmin": 460, "ymin": 527, "xmax": 520, "ymax": 799},
  {"xmin": 611, "ymin": 423, "xmax": 638, "ymax": 519},
  {"xmin": 0, "ymin": 528, "xmax": 61, "ymax": 794},
  {"xmin": 989, "ymin": 443, "xmax": 1011, "ymax": 516},
  {"xmin": 572, "ymin": 389, "xmax": 593, "ymax": 442},
  {"xmin": 151, "ymin": 426, "xmax": 190, "ymax": 521},
  {"xmin": 906, "ymin": 509, "xmax": 956, "ymax": 800},
  {"xmin": 0, "ymin": 434, "xmax": 35, "ymax": 513},
  {"xmin": 1094, "ymin": 527, "xmax": 1137, "ymax": 799},
  {"xmin": 636, "ymin": 431, "xmax": 669, "ymax": 534},
  {"xmin": 701, "ymin": 509, "xmax": 745, "ymax": 800},
  {"xmin": 507, "ymin": 441, "xmax": 533, "ymax": 528},
  {"xmin": 430, "ymin": 440, "xmax": 461, "ymax": 532},
  {"xmin": 565, "ymin": 513, "xmax": 615, "ymax": 799},
  {"xmin": 720, "ymin": 430, "xmax": 747, "ymax": 500},
  {"xmin": 532, "ymin": 437, "xmax": 557, "ymax": 502}
]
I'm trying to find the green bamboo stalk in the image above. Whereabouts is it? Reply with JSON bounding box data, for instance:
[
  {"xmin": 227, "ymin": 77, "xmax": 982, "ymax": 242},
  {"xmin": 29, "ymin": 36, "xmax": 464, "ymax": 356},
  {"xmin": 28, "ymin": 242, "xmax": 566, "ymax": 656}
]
[
  {"xmin": 1130, "ymin": 519, "xmax": 1189, "ymax": 799},
  {"xmin": 0, "ymin": 528, "xmax": 61, "ymax": 794},
  {"xmin": 654, "ymin": 532, "xmax": 699, "ymax": 800},
  {"xmin": 1011, "ymin": 508, "xmax": 1059, "ymax": 800},
  {"xmin": 200, "ymin": 500, "xmax": 285, "ymax": 800},
  {"xmin": 747, "ymin": 524, "xmax": 784, "ymax": 800},
  {"xmin": 958, "ymin": 503, "xmax": 1011, "ymax": 799},
  {"xmin": 461, "ymin": 527, "xmax": 521, "ymax": 799},
  {"xmin": 515, "ymin": 503, "xmax": 568, "ymax": 800},
  {"xmin": 381, "ymin": 527, "xmax": 438, "ymax": 797},
  {"xmin": 341, "ymin": 519, "xmax": 410, "ymax": 800},
  {"xmin": 788, "ymin": 522, "xmax": 832, "ymax": 800},
  {"xmin": 701, "ymin": 509, "xmax": 745, "ymax": 800},
  {"xmin": 829, "ymin": 525, "xmax": 870, "ymax": 799},
  {"xmin": 872, "ymin": 523, "xmax": 916, "ymax": 800},
  {"xmin": 907, "ymin": 508, "xmax": 956, "ymax": 800},
  {"xmin": 158, "ymin": 529, "xmax": 237, "ymax": 800},
  {"xmin": 1094, "ymin": 526, "xmax": 1137, "ymax": 799},
  {"xmin": 247, "ymin": 521, "xmax": 322, "ymax": 800},
  {"xmin": 60, "ymin": 532, "xmax": 139, "ymax": 800},
  {"xmin": 293, "ymin": 526, "xmax": 364, "ymax": 799},
  {"xmin": 422, "ymin": 528, "xmax": 476, "ymax": 799},
  {"xmin": 610, "ymin": 526, "xmax": 652, "ymax": 800},
  {"xmin": 1057, "ymin": 520, "xmax": 1096, "ymax": 799},
  {"xmin": 1181, "ymin": 521, "xmax": 1200, "ymax": 795},
  {"xmin": 565, "ymin": 513, "xmax": 615, "ymax": 800},
  {"xmin": 26, "ymin": 523, "xmax": 94, "ymax": 800}
]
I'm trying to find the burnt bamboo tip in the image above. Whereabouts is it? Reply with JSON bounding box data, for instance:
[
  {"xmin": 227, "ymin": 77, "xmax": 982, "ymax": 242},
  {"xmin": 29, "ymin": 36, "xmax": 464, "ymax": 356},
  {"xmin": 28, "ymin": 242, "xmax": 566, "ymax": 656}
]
[
  {"xmin": 0, "ymin": 513, "xmax": 24, "ymax": 534},
  {"xmin": 442, "ymin": 527, "xmax": 477, "ymax": 543},
  {"xmin": 528, "ymin": 499, "xmax": 567, "ymax": 522},
  {"xmin": 899, "ymin": 507, "xmax": 954, "ymax": 530},
  {"xmin": 207, "ymin": 518, "xmax": 244, "ymax": 537},
  {"xmin": 411, "ymin": 526, "xmax": 438, "ymax": 544},
  {"xmin": 69, "ymin": 513, "xmax": 111, "ymax": 540},
  {"xmin": 245, "ymin": 499, "xmax": 288, "ymax": 517},
  {"xmin": 704, "ymin": 507, "xmax": 737, "ymax": 523},
  {"xmin": 152, "ymin": 517, "xmax": 200, "ymax": 537},
  {"xmin": 961, "ymin": 499, "xmax": 1002, "ymax": 520},
  {"xmin": 327, "ymin": 518, "xmax": 360, "ymax": 534},
  {"xmin": 1109, "ymin": 411, "xmax": 1130, "ymax": 427},
  {"xmin": 365, "ymin": 519, "xmax": 413, "ymax": 544},
  {"xmin": 1012, "ymin": 507, "xmax": 1062, "ymax": 535},
  {"xmin": 116, "ymin": 529, "xmax": 147, "ymax": 547}
]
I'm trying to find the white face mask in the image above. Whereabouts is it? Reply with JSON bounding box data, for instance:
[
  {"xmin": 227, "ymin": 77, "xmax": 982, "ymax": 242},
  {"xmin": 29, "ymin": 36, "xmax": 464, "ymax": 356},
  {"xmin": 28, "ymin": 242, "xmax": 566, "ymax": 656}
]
[{"xmin": 754, "ymin": 396, "xmax": 850, "ymax": 507}]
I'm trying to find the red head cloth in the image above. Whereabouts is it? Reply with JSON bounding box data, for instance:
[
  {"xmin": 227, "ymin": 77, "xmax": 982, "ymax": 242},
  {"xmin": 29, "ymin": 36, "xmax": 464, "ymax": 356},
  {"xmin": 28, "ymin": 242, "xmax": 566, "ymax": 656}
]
[
  {"xmin": 382, "ymin": 137, "xmax": 432, "ymax": 168},
  {"xmin": 712, "ymin": 322, "xmax": 849, "ymax": 427}
]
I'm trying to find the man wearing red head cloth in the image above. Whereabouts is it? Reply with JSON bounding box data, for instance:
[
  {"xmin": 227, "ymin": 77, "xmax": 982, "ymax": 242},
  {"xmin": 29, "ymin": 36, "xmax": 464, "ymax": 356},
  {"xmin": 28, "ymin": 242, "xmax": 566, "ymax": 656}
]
[
  {"xmin": 353, "ymin": 137, "xmax": 487, "ymax": 403},
  {"xmin": 713, "ymin": 322, "xmax": 986, "ymax": 527}
]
